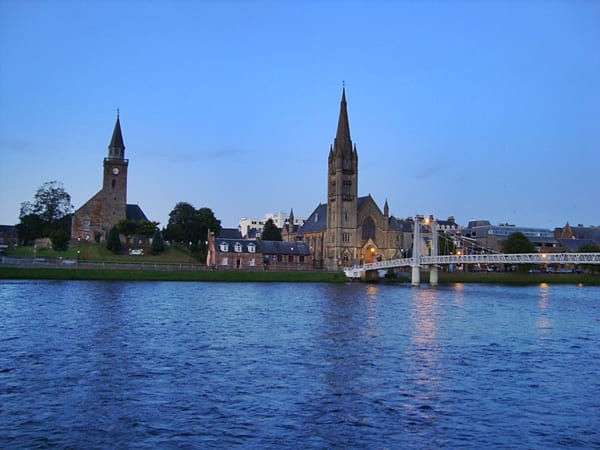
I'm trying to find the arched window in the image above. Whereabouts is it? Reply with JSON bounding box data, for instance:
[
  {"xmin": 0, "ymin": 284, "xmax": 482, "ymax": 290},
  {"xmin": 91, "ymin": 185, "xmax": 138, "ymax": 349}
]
[{"xmin": 362, "ymin": 217, "xmax": 376, "ymax": 240}]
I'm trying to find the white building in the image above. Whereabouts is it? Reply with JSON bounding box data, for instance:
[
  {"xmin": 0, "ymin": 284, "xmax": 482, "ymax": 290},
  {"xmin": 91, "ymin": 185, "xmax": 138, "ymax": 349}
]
[{"xmin": 239, "ymin": 211, "xmax": 306, "ymax": 239}]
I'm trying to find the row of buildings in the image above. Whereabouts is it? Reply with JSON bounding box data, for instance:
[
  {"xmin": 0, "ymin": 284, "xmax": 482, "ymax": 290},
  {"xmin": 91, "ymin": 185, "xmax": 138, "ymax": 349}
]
[{"xmin": 2, "ymin": 89, "xmax": 599, "ymax": 269}]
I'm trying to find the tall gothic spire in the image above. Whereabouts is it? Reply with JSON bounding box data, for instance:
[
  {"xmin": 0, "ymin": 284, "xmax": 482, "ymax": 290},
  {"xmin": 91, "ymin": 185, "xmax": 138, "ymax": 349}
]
[
  {"xmin": 334, "ymin": 87, "xmax": 352, "ymax": 155},
  {"xmin": 108, "ymin": 110, "xmax": 125, "ymax": 160}
]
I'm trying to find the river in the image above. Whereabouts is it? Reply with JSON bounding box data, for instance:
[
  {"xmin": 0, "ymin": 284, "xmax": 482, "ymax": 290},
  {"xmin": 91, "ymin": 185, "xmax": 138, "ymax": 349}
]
[{"xmin": 1, "ymin": 280, "xmax": 599, "ymax": 449}]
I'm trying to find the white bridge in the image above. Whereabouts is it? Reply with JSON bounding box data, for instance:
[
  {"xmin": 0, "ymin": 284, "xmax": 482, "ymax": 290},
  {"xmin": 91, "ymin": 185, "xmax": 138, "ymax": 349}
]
[
  {"xmin": 343, "ymin": 216, "xmax": 600, "ymax": 285},
  {"xmin": 345, "ymin": 252, "xmax": 600, "ymax": 277}
]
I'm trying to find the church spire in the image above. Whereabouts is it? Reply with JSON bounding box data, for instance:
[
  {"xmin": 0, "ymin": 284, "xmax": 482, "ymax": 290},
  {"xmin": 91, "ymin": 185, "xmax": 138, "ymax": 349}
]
[
  {"xmin": 108, "ymin": 110, "xmax": 125, "ymax": 160},
  {"xmin": 334, "ymin": 86, "xmax": 352, "ymax": 155}
]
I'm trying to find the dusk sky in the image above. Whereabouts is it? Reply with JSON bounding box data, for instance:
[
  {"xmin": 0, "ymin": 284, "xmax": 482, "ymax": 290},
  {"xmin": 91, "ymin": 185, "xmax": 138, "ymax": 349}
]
[{"xmin": 1, "ymin": 0, "xmax": 599, "ymax": 230}]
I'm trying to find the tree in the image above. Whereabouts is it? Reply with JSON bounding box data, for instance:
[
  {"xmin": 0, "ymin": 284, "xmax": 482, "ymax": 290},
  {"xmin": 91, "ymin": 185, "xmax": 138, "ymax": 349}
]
[
  {"xmin": 150, "ymin": 229, "xmax": 165, "ymax": 255},
  {"xmin": 502, "ymin": 232, "xmax": 535, "ymax": 254},
  {"xmin": 16, "ymin": 181, "xmax": 73, "ymax": 245},
  {"xmin": 137, "ymin": 220, "xmax": 160, "ymax": 238},
  {"xmin": 106, "ymin": 226, "xmax": 122, "ymax": 254},
  {"xmin": 164, "ymin": 203, "xmax": 221, "ymax": 252},
  {"xmin": 116, "ymin": 219, "xmax": 138, "ymax": 242},
  {"xmin": 49, "ymin": 229, "xmax": 70, "ymax": 251},
  {"xmin": 20, "ymin": 181, "xmax": 73, "ymax": 223},
  {"xmin": 164, "ymin": 202, "xmax": 199, "ymax": 244},
  {"xmin": 261, "ymin": 218, "xmax": 282, "ymax": 241},
  {"xmin": 577, "ymin": 243, "xmax": 600, "ymax": 253}
]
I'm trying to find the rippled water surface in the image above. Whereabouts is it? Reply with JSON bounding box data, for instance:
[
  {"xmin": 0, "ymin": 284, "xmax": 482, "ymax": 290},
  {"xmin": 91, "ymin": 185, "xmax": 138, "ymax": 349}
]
[{"xmin": 1, "ymin": 280, "xmax": 599, "ymax": 449}]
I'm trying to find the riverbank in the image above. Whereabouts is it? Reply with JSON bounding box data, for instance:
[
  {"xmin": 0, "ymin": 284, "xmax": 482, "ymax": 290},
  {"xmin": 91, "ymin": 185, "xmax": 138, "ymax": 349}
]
[{"xmin": 1, "ymin": 266, "xmax": 598, "ymax": 284}]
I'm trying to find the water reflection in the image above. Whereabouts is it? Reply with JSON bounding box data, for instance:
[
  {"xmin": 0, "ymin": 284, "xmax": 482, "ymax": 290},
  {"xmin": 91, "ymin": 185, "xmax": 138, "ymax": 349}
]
[
  {"xmin": 536, "ymin": 283, "xmax": 552, "ymax": 336},
  {"xmin": 408, "ymin": 289, "xmax": 441, "ymax": 390}
]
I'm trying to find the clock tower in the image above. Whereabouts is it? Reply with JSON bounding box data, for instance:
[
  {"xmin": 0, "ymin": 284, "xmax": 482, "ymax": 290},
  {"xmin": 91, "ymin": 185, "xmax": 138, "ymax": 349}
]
[
  {"xmin": 101, "ymin": 112, "xmax": 128, "ymax": 225},
  {"xmin": 71, "ymin": 112, "xmax": 131, "ymax": 240}
]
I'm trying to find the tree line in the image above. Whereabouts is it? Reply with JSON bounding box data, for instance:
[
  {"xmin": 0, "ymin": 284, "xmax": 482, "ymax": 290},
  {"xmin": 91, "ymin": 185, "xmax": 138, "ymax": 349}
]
[{"xmin": 16, "ymin": 181, "xmax": 222, "ymax": 259}]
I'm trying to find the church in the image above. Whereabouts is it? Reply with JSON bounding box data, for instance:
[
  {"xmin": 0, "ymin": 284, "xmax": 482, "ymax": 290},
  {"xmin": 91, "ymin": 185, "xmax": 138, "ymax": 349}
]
[
  {"xmin": 298, "ymin": 88, "xmax": 411, "ymax": 271},
  {"xmin": 71, "ymin": 114, "xmax": 148, "ymax": 241}
]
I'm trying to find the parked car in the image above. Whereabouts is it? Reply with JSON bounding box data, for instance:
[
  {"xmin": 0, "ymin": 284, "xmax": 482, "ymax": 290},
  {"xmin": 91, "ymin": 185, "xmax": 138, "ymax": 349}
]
[{"xmin": 128, "ymin": 249, "xmax": 144, "ymax": 256}]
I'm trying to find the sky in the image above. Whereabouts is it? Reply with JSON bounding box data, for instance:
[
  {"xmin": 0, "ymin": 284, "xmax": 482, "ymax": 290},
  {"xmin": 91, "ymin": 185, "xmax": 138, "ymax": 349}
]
[{"xmin": 1, "ymin": 0, "xmax": 599, "ymax": 230}]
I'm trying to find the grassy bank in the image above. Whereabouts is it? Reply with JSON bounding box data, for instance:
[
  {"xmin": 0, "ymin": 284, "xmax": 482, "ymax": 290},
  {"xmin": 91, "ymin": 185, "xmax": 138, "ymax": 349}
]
[
  {"xmin": 436, "ymin": 271, "xmax": 600, "ymax": 285},
  {"xmin": 1, "ymin": 266, "xmax": 598, "ymax": 285},
  {"xmin": 0, "ymin": 266, "xmax": 348, "ymax": 283}
]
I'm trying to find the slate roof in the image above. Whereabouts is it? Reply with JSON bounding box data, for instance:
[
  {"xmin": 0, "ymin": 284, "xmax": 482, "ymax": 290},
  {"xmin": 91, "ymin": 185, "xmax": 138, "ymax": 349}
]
[
  {"xmin": 558, "ymin": 238, "xmax": 596, "ymax": 252},
  {"xmin": 259, "ymin": 240, "xmax": 311, "ymax": 256},
  {"xmin": 568, "ymin": 226, "xmax": 600, "ymax": 242},
  {"xmin": 126, "ymin": 204, "xmax": 148, "ymax": 222},
  {"xmin": 219, "ymin": 228, "xmax": 242, "ymax": 239},
  {"xmin": 299, "ymin": 203, "xmax": 328, "ymax": 233}
]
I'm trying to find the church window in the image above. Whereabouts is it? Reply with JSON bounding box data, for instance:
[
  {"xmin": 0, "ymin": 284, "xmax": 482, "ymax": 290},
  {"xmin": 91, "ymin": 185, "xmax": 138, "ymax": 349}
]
[
  {"xmin": 112, "ymin": 179, "xmax": 116, "ymax": 189},
  {"xmin": 343, "ymin": 180, "xmax": 353, "ymax": 200},
  {"xmin": 82, "ymin": 218, "xmax": 90, "ymax": 231},
  {"xmin": 362, "ymin": 217, "xmax": 376, "ymax": 240}
]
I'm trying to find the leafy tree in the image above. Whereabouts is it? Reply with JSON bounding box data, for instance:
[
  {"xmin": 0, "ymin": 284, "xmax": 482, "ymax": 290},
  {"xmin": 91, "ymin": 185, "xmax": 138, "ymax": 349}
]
[
  {"xmin": 164, "ymin": 202, "xmax": 198, "ymax": 244},
  {"xmin": 16, "ymin": 181, "xmax": 73, "ymax": 245},
  {"xmin": 15, "ymin": 214, "xmax": 47, "ymax": 245},
  {"xmin": 137, "ymin": 220, "xmax": 160, "ymax": 238},
  {"xmin": 106, "ymin": 226, "xmax": 122, "ymax": 254},
  {"xmin": 20, "ymin": 181, "xmax": 73, "ymax": 223},
  {"xmin": 150, "ymin": 229, "xmax": 166, "ymax": 255},
  {"xmin": 261, "ymin": 218, "xmax": 282, "ymax": 241},
  {"xmin": 164, "ymin": 203, "xmax": 221, "ymax": 255},
  {"xmin": 502, "ymin": 232, "xmax": 535, "ymax": 254},
  {"xmin": 116, "ymin": 219, "xmax": 138, "ymax": 242},
  {"xmin": 49, "ymin": 229, "xmax": 70, "ymax": 251},
  {"xmin": 577, "ymin": 243, "xmax": 600, "ymax": 253}
]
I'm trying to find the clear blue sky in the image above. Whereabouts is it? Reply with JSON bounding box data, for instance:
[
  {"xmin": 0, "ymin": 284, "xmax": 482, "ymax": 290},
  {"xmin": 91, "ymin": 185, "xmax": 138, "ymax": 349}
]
[{"xmin": 1, "ymin": 0, "xmax": 599, "ymax": 230}]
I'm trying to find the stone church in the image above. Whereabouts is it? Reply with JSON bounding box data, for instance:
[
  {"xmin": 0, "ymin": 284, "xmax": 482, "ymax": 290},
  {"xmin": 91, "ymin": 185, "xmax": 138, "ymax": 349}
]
[
  {"xmin": 298, "ymin": 88, "xmax": 410, "ymax": 271},
  {"xmin": 71, "ymin": 114, "xmax": 147, "ymax": 241}
]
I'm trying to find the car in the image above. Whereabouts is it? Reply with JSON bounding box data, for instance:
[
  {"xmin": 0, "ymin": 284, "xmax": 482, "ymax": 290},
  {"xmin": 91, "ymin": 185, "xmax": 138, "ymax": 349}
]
[
  {"xmin": 529, "ymin": 269, "xmax": 541, "ymax": 273},
  {"xmin": 128, "ymin": 248, "xmax": 144, "ymax": 256}
]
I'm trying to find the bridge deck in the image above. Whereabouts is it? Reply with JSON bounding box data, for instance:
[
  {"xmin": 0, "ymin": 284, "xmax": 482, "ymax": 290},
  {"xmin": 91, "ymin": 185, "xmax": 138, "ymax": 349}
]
[{"xmin": 345, "ymin": 253, "xmax": 600, "ymax": 278}]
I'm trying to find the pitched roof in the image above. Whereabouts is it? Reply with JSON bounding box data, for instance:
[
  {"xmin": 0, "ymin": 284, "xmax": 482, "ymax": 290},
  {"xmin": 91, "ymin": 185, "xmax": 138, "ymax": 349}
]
[
  {"xmin": 126, "ymin": 204, "xmax": 148, "ymax": 222},
  {"xmin": 259, "ymin": 240, "xmax": 311, "ymax": 256},
  {"xmin": 558, "ymin": 238, "xmax": 596, "ymax": 252},
  {"xmin": 334, "ymin": 87, "xmax": 352, "ymax": 154},
  {"xmin": 219, "ymin": 228, "xmax": 242, "ymax": 239},
  {"xmin": 108, "ymin": 113, "xmax": 125, "ymax": 159},
  {"xmin": 299, "ymin": 203, "xmax": 327, "ymax": 233}
]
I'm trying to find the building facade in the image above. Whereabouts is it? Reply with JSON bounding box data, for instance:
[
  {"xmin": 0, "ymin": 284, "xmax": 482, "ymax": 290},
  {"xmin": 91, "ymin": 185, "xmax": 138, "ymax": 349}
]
[
  {"xmin": 299, "ymin": 89, "xmax": 411, "ymax": 271},
  {"xmin": 206, "ymin": 231, "xmax": 312, "ymax": 270}
]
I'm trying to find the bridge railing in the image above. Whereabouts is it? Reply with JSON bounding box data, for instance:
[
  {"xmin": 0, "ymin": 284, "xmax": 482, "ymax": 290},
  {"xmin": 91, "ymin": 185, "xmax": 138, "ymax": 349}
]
[{"xmin": 356, "ymin": 252, "xmax": 600, "ymax": 272}]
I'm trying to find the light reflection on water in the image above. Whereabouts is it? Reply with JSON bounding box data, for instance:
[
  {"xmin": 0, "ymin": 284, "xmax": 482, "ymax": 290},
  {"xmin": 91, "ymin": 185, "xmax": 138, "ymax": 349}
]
[{"xmin": 1, "ymin": 280, "xmax": 599, "ymax": 449}]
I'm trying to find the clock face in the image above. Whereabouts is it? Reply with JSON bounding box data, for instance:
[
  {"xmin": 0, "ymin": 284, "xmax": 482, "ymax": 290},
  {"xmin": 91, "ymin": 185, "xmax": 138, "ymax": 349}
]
[{"xmin": 112, "ymin": 167, "xmax": 120, "ymax": 175}]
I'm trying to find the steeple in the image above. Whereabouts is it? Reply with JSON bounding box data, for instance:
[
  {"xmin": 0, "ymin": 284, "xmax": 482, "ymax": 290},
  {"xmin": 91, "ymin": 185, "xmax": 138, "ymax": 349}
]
[
  {"xmin": 333, "ymin": 87, "xmax": 353, "ymax": 155},
  {"xmin": 108, "ymin": 110, "xmax": 125, "ymax": 160}
]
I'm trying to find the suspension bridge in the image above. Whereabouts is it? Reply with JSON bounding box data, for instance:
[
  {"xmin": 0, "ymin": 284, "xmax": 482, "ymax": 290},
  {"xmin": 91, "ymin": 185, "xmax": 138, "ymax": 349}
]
[{"xmin": 343, "ymin": 217, "xmax": 600, "ymax": 285}]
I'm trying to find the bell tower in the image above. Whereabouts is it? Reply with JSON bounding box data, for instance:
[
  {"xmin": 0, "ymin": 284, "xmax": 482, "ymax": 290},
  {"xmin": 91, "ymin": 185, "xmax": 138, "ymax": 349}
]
[
  {"xmin": 101, "ymin": 111, "xmax": 128, "ymax": 230},
  {"xmin": 326, "ymin": 87, "xmax": 358, "ymax": 269}
]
